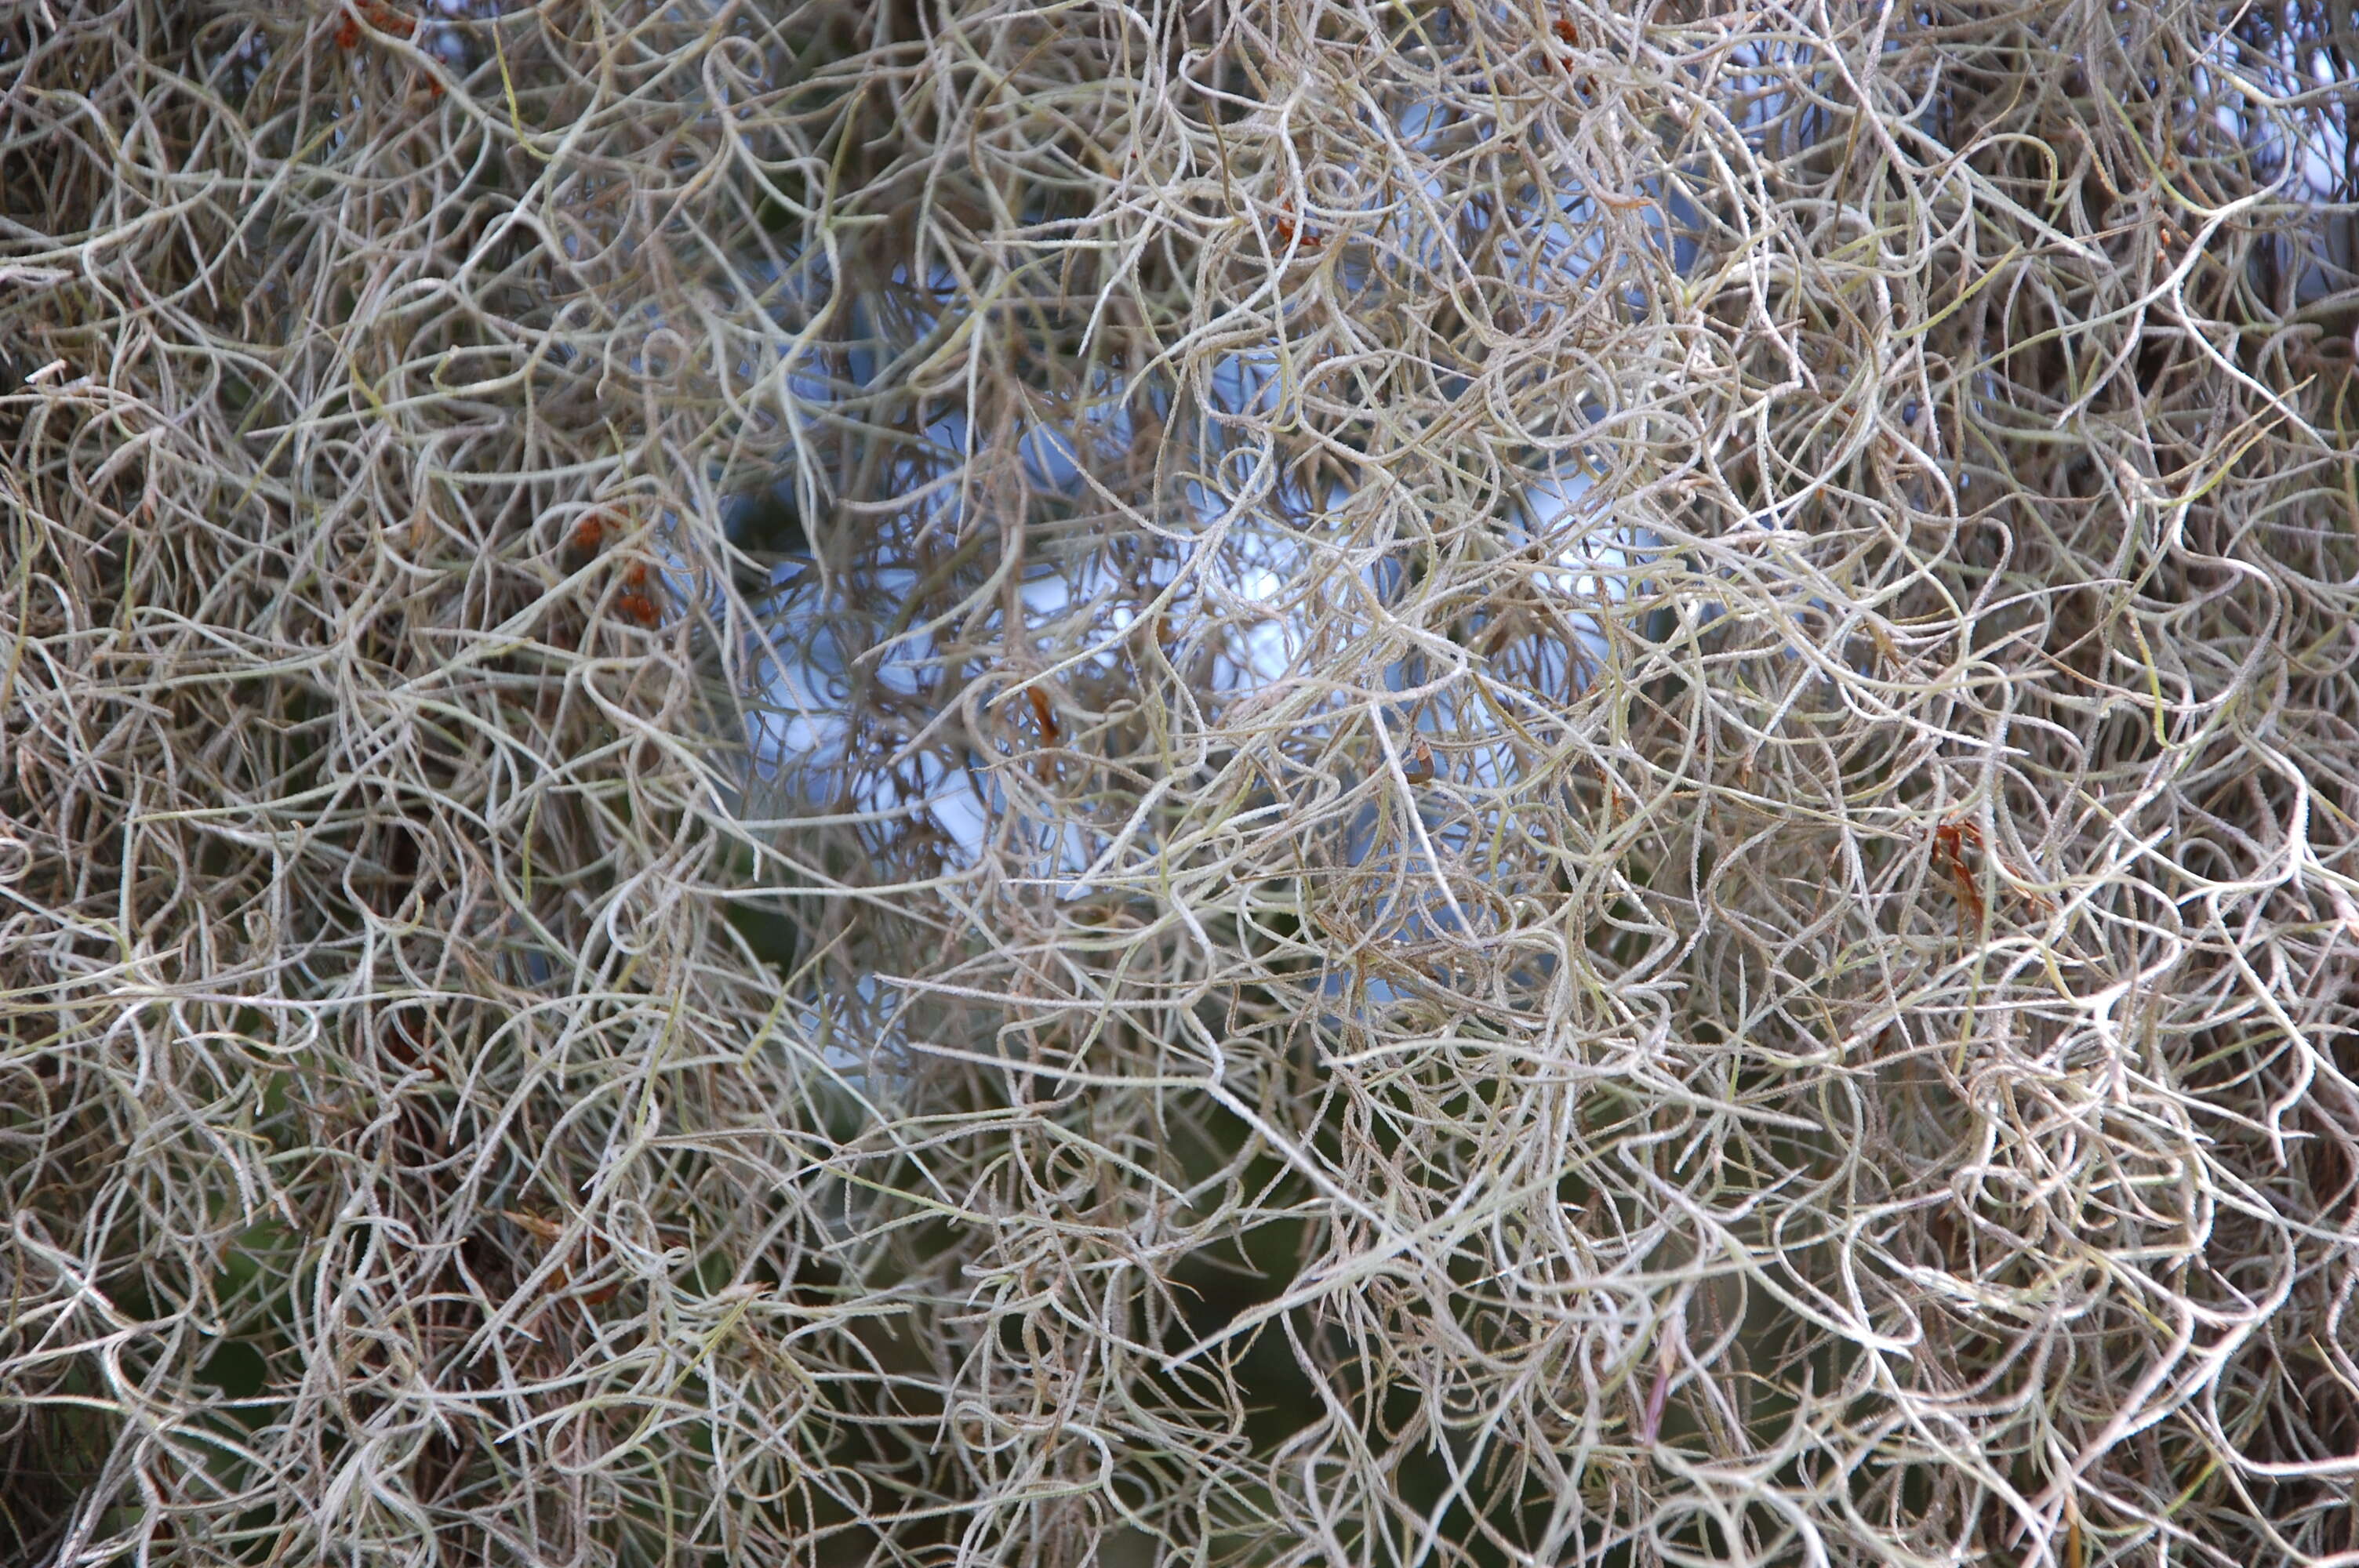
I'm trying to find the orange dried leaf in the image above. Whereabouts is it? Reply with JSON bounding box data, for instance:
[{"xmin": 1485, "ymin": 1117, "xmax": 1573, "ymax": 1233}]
[
  {"xmin": 360, "ymin": 0, "xmax": 415, "ymax": 36},
  {"xmin": 1026, "ymin": 687, "xmax": 1060, "ymax": 746},
  {"xmin": 1932, "ymin": 818, "xmax": 1986, "ymax": 934}
]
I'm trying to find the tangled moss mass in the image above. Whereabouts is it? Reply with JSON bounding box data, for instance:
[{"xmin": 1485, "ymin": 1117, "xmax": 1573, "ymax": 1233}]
[{"xmin": 5, "ymin": 1, "xmax": 2359, "ymax": 1563}]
